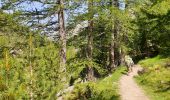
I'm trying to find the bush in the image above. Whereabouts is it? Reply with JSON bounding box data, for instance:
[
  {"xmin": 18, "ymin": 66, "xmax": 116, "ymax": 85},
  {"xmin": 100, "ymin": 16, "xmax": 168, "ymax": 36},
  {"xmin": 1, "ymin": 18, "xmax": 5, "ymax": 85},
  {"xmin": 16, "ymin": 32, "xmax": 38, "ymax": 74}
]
[{"xmin": 64, "ymin": 67, "xmax": 126, "ymax": 100}]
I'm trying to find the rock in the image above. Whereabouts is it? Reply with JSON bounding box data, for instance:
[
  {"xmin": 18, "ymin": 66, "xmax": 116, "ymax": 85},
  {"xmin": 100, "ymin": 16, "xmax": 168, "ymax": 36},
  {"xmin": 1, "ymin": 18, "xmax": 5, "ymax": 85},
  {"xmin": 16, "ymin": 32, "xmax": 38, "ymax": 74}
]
[
  {"xmin": 56, "ymin": 86, "xmax": 74, "ymax": 100},
  {"xmin": 137, "ymin": 68, "xmax": 146, "ymax": 75},
  {"xmin": 10, "ymin": 49, "xmax": 23, "ymax": 57},
  {"xmin": 74, "ymin": 78, "xmax": 83, "ymax": 85},
  {"xmin": 165, "ymin": 62, "xmax": 170, "ymax": 68}
]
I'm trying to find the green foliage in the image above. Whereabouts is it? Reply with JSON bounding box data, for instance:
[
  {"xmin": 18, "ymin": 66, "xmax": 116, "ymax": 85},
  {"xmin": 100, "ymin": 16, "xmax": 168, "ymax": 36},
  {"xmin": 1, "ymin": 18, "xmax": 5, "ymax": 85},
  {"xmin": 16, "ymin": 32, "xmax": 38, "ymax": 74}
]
[
  {"xmin": 67, "ymin": 57, "xmax": 108, "ymax": 80},
  {"xmin": 0, "ymin": 0, "xmax": 170, "ymax": 99},
  {"xmin": 0, "ymin": 11, "xmax": 29, "ymax": 34},
  {"xmin": 0, "ymin": 33, "xmax": 64, "ymax": 99},
  {"xmin": 0, "ymin": 12, "xmax": 64, "ymax": 99},
  {"xmin": 64, "ymin": 67, "xmax": 126, "ymax": 100},
  {"xmin": 136, "ymin": 56, "xmax": 170, "ymax": 100},
  {"xmin": 131, "ymin": 0, "xmax": 170, "ymax": 57}
]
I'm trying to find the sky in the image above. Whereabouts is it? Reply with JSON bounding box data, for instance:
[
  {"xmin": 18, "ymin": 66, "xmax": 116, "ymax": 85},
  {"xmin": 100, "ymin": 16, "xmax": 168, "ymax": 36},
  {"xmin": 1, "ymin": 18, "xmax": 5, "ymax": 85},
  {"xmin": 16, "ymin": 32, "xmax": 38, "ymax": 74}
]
[
  {"xmin": 0, "ymin": 0, "xmax": 125, "ymax": 35},
  {"xmin": 0, "ymin": 0, "xmax": 126, "ymax": 26},
  {"xmin": 0, "ymin": 0, "xmax": 125, "ymax": 12},
  {"xmin": 0, "ymin": 0, "xmax": 2, "ymax": 8}
]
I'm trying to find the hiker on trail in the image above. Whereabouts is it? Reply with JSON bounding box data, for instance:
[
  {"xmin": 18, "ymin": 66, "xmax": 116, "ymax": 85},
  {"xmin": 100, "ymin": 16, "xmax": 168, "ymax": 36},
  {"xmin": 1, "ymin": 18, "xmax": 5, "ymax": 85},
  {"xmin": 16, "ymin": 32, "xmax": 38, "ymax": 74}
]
[{"xmin": 125, "ymin": 55, "xmax": 134, "ymax": 73}]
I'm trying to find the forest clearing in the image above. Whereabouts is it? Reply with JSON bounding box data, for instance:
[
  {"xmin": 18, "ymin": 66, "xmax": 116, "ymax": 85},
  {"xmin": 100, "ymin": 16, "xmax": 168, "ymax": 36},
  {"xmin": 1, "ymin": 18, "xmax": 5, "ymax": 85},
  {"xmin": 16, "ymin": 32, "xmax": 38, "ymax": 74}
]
[{"xmin": 0, "ymin": 0, "xmax": 170, "ymax": 100}]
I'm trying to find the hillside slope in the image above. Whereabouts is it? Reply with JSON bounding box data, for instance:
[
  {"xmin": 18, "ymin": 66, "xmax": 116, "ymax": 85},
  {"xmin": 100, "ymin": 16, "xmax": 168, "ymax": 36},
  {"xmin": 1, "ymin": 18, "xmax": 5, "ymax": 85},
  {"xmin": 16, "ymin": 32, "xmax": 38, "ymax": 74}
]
[{"xmin": 136, "ymin": 56, "xmax": 170, "ymax": 100}]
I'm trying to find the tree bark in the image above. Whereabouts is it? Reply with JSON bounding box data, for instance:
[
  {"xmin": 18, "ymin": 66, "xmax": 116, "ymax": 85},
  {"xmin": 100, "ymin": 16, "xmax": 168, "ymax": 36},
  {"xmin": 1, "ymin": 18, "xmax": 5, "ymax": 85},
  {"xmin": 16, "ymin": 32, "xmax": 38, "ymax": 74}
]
[
  {"xmin": 58, "ymin": 0, "xmax": 66, "ymax": 81},
  {"xmin": 109, "ymin": 32, "xmax": 115, "ymax": 71},
  {"xmin": 87, "ymin": 0, "xmax": 95, "ymax": 81},
  {"xmin": 114, "ymin": 20, "xmax": 121, "ymax": 66},
  {"xmin": 108, "ymin": 0, "xmax": 119, "ymax": 72}
]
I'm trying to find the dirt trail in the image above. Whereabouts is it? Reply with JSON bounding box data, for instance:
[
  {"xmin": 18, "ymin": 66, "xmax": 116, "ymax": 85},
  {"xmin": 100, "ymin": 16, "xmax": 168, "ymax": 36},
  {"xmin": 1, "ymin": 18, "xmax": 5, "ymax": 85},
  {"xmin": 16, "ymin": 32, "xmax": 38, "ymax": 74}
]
[{"xmin": 119, "ymin": 65, "xmax": 149, "ymax": 100}]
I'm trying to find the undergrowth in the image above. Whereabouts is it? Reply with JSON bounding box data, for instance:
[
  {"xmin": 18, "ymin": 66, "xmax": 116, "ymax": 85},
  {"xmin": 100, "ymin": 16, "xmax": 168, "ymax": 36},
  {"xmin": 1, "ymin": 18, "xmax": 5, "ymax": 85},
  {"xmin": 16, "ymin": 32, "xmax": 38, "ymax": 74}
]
[
  {"xmin": 64, "ymin": 67, "xmax": 126, "ymax": 100},
  {"xmin": 136, "ymin": 55, "xmax": 170, "ymax": 100}
]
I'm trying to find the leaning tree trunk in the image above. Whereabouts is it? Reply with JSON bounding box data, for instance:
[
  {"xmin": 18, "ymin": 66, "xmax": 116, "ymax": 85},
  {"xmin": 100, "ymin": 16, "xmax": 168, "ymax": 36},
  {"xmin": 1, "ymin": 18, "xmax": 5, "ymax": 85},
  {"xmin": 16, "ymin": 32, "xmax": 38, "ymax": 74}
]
[
  {"xmin": 87, "ymin": 0, "xmax": 95, "ymax": 81},
  {"xmin": 58, "ymin": 0, "xmax": 66, "ymax": 82}
]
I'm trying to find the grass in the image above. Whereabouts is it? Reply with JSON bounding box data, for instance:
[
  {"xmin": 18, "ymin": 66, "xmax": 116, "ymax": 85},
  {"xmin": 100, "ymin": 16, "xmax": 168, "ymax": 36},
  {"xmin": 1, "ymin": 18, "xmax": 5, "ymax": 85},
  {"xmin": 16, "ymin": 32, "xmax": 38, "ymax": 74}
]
[
  {"xmin": 64, "ymin": 67, "xmax": 126, "ymax": 100},
  {"xmin": 136, "ymin": 55, "xmax": 170, "ymax": 100}
]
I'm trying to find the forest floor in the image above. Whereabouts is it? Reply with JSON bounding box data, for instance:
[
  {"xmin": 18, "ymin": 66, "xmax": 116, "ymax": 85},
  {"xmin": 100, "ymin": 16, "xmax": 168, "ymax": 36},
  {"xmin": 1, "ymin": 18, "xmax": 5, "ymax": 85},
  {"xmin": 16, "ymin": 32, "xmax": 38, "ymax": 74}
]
[{"xmin": 119, "ymin": 65, "xmax": 150, "ymax": 100}]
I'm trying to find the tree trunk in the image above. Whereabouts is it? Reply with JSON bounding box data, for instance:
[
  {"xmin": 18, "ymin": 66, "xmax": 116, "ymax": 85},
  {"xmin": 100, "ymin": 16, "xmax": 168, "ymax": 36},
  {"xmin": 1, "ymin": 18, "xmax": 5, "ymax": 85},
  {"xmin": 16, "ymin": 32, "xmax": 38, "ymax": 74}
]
[
  {"xmin": 87, "ymin": 19, "xmax": 93, "ymax": 59},
  {"xmin": 109, "ymin": 34, "xmax": 115, "ymax": 71},
  {"xmin": 120, "ymin": 47, "xmax": 125, "ymax": 65},
  {"xmin": 58, "ymin": 0, "xmax": 66, "ymax": 81},
  {"xmin": 29, "ymin": 34, "xmax": 33, "ymax": 100},
  {"xmin": 114, "ymin": 19, "xmax": 120, "ymax": 66},
  {"xmin": 108, "ymin": 0, "xmax": 119, "ymax": 72},
  {"xmin": 87, "ymin": 0, "xmax": 95, "ymax": 81}
]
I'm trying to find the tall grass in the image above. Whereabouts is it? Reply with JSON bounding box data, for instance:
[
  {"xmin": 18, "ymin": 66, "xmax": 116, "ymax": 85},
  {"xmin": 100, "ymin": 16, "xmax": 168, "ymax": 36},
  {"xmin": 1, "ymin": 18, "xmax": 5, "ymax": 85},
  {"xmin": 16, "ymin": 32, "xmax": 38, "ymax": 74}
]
[{"xmin": 136, "ymin": 56, "xmax": 170, "ymax": 100}]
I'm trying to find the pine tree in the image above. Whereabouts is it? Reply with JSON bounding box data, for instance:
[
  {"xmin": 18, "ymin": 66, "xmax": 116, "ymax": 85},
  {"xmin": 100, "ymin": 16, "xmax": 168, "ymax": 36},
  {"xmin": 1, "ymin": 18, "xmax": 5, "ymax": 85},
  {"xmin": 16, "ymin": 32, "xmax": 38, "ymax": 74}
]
[
  {"xmin": 108, "ymin": 0, "xmax": 119, "ymax": 71},
  {"xmin": 58, "ymin": 0, "xmax": 67, "ymax": 82},
  {"xmin": 86, "ymin": 0, "xmax": 95, "ymax": 81}
]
